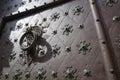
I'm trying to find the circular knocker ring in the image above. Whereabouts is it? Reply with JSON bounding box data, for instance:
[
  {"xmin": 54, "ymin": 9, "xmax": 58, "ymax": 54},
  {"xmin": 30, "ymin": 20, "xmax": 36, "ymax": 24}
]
[
  {"xmin": 19, "ymin": 26, "xmax": 42, "ymax": 51},
  {"xmin": 19, "ymin": 31, "xmax": 37, "ymax": 51}
]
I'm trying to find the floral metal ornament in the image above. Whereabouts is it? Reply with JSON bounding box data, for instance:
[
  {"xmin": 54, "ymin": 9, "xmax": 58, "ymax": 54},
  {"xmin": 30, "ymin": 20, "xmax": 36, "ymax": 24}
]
[
  {"xmin": 50, "ymin": 12, "xmax": 60, "ymax": 21},
  {"xmin": 113, "ymin": 16, "xmax": 120, "ymax": 22},
  {"xmin": 73, "ymin": 5, "xmax": 84, "ymax": 15},
  {"xmin": 103, "ymin": 0, "xmax": 118, "ymax": 7},
  {"xmin": 77, "ymin": 41, "xmax": 92, "ymax": 55},
  {"xmin": 9, "ymin": 51, "xmax": 16, "ymax": 62},
  {"xmin": 62, "ymin": 24, "xmax": 73, "ymax": 36},
  {"xmin": 63, "ymin": 66, "xmax": 77, "ymax": 80},
  {"xmin": 13, "ymin": 69, "xmax": 22, "ymax": 80},
  {"xmin": 16, "ymin": 23, "xmax": 23, "ymax": 30},
  {"xmin": 36, "ymin": 68, "xmax": 46, "ymax": 80},
  {"xmin": 83, "ymin": 69, "xmax": 91, "ymax": 77},
  {"xmin": 51, "ymin": 45, "xmax": 61, "ymax": 57}
]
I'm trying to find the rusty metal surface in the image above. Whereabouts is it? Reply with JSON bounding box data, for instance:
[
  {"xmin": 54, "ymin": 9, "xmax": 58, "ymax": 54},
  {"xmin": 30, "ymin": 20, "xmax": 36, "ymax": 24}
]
[{"xmin": 0, "ymin": 0, "xmax": 119, "ymax": 80}]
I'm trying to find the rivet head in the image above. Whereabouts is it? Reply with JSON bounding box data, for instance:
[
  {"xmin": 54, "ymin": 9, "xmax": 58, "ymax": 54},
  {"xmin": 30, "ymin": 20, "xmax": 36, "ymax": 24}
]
[
  {"xmin": 18, "ymin": 11, "xmax": 20, "ymax": 13},
  {"xmin": 64, "ymin": 11, "xmax": 68, "ymax": 16},
  {"xmin": 44, "ymin": 2, "xmax": 47, "ymax": 5},
  {"xmin": 78, "ymin": 24, "xmax": 84, "ymax": 29},
  {"xmin": 113, "ymin": 16, "xmax": 120, "ymax": 22},
  {"xmin": 110, "ymin": 69, "xmax": 114, "ymax": 73},
  {"xmin": 5, "ymin": 73, "xmax": 9, "ymax": 79},
  {"xmin": 34, "ymin": 6, "xmax": 36, "ymax": 8},
  {"xmin": 92, "ymin": 1, "xmax": 95, "ymax": 4},
  {"xmin": 65, "ymin": 46, "xmax": 71, "ymax": 52},
  {"xmin": 43, "ymin": 18, "xmax": 47, "ymax": 22},
  {"xmin": 52, "ymin": 30, "xmax": 57, "ymax": 35},
  {"xmin": 10, "ymin": 13, "xmax": 12, "ymax": 15},
  {"xmin": 1, "ymin": 55, "xmax": 5, "ymax": 60},
  {"xmin": 96, "ymin": 19, "xmax": 100, "ymax": 22}
]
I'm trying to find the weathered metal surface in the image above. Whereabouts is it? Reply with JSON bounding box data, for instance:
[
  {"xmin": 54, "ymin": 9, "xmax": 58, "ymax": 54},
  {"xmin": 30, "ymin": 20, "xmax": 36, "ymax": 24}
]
[
  {"xmin": 0, "ymin": 0, "xmax": 119, "ymax": 80},
  {"xmin": 89, "ymin": 0, "xmax": 119, "ymax": 80}
]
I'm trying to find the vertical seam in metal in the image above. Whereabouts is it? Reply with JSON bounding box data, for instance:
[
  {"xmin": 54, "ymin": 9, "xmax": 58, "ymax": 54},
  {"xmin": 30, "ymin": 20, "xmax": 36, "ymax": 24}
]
[{"xmin": 88, "ymin": 0, "xmax": 118, "ymax": 80}]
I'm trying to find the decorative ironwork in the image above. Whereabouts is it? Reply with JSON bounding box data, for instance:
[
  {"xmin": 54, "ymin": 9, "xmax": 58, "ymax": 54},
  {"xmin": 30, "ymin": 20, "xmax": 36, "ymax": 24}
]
[
  {"xmin": 77, "ymin": 41, "xmax": 92, "ymax": 55},
  {"xmin": 103, "ymin": 0, "xmax": 118, "ymax": 7},
  {"xmin": 9, "ymin": 51, "xmax": 16, "ymax": 62},
  {"xmin": 36, "ymin": 45, "xmax": 46, "ymax": 57},
  {"xmin": 113, "ymin": 16, "xmax": 120, "ymax": 22},
  {"xmin": 50, "ymin": 12, "xmax": 60, "ymax": 21},
  {"xmin": 20, "ymin": 26, "xmax": 42, "ymax": 51},
  {"xmin": 62, "ymin": 24, "xmax": 73, "ymax": 36},
  {"xmin": 16, "ymin": 23, "xmax": 23, "ymax": 30},
  {"xmin": 36, "ymin": 68, "xmax": 46, "ymax": 80},
  {"xmin": 73, "ymin": 5, "xmax": 84, "ymax": 15},
  {"xmin": 51, "ymin": 44, "xmax": 61, "ymax": 57},
  {"xmin": 25, "ymin": 71, "xmax": 30, "ymax": 79},
  {"xmin": 63, "ymin": 66, "xmax": 77, "ymax": 80},
  {"xmin": 13, "ymin": 69, "xmax": 22, "ymax": 80}
]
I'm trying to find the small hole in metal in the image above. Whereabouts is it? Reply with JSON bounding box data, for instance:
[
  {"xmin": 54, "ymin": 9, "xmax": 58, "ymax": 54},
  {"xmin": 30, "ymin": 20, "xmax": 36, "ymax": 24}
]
[
  {"xmin": 92, "ymin": 1, "xmax": 95, "ymax": 4},
  {"xmin": 102, "ymin": 41, "xmax": 106, "ymax": 44},
  {"xmin": 96, "ymin": 19, "xmax": 100, "ymax": 22}
]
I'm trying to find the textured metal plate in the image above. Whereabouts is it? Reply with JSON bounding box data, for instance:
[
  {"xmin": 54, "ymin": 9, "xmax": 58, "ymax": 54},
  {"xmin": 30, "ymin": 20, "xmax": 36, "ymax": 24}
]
[{"xmin": 0, "ymin": 0, "xmax": 119, "ymax": 80}]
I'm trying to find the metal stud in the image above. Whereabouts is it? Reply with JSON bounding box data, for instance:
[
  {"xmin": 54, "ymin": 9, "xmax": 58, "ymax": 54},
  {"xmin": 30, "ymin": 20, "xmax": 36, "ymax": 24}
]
[
  {"xmin": 63, "ymin": 66, "xmax": 77, "ymax": 80},
  {"xmin": 83, "ymin": 69, "xmax": 91, "ymax": 77},
  {"xmin": 62, "ymin": 24, "xmax": 73, "ymax": 36},
  {"xmin": 103, "ymin": 0, "xmax": 118, "ymax": 7},
  {"xmin": 51, "ymin": 44, "xmax": 61, "ymax": 58},
  {"xmin": 77, "ymin": 41, "xmax": 92, "ymax": 55},
  {"xmin": 113, "ymin": 16, "xmax": 120, "ymax": 22},
  {"xmin": 73, "ymin": 5, "xmax": 84, "ymax": 16},
  {"xmin": 36, "ymin": 68, "xmax": 46, "ymax": 80},
  {"xmin": 51, "ymin": 70, "xmax": 57, "ymax": 79}
]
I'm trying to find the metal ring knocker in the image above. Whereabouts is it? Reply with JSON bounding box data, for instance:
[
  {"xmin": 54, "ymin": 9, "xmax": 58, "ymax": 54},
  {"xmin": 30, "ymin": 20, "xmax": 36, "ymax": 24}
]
[{"xmin": 19, "ymin": 26, "xmax": 42, "ymax": 51}]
